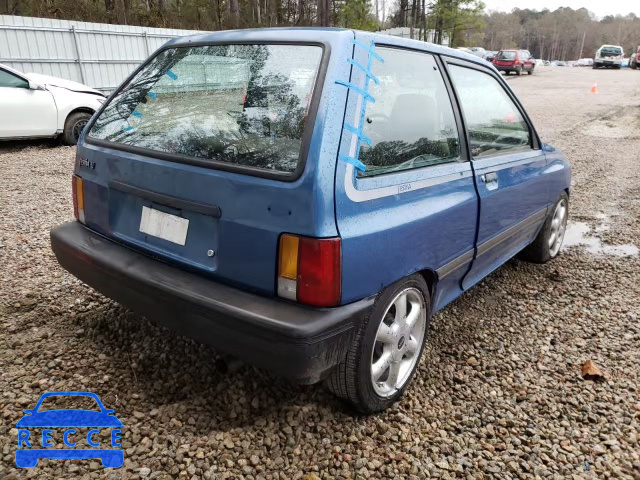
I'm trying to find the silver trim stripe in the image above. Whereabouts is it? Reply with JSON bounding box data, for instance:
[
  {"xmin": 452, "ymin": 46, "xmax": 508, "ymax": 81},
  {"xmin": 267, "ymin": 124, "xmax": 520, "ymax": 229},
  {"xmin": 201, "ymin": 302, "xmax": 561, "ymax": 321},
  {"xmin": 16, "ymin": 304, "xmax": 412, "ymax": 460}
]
[
  {"xmin": 476, "ymin": 207, "xmax": 547, "ymax": 256},
  {"xmin": 474, "ymin": 152, "xmax": 544, "ymax": 175},
  {"xmin": 436, "ymin": 207, "xmax": 547, "ymax": 280},
  {"xmin": 436, "ymin": 249, "xmax": 474, "ymax": 279},
  {"xmin": 344, "ymin": 165, "xmax": 474, "ymax": 202}
]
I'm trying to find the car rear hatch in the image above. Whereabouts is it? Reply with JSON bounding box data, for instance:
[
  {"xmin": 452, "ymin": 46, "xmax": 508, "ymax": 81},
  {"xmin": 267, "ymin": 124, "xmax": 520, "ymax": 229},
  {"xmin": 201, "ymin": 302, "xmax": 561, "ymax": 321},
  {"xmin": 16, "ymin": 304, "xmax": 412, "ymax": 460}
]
[
  {"xmin": 600, "ymin": 47, "xmax": 622, "ymax": 59},
  {"xmin": 75, "ymin": 31, "xmax": 350, "ymax": 296},
  {"xmin": 495, "ymin": 51, "xmax": 516, "ymax": 66}
]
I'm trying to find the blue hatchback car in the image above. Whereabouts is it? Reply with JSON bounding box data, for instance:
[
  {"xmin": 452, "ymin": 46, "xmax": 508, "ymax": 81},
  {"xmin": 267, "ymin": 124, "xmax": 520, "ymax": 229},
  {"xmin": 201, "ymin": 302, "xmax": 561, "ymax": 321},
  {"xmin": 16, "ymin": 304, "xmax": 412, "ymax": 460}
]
[{"xmin": 50, "ymin": 28, "xmax": 571, "ymax": 412}]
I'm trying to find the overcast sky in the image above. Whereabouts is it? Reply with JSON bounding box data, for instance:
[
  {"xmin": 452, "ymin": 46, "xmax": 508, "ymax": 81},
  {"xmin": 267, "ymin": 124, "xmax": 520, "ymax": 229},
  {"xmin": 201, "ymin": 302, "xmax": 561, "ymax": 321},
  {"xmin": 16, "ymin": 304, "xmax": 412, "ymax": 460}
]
[{"xmin": 482, "ymin": 0, "xmax": 638, "ymax": 18}]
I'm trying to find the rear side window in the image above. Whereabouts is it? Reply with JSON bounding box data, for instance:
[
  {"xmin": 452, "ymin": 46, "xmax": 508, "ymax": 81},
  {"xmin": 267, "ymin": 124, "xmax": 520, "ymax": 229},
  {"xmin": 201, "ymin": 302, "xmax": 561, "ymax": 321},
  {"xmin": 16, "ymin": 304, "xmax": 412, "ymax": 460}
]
[
  {"xmin": 88, "ymin": 44, "xmax": 323, "ymax": 175},
  {"xmin": 358, "ymin": 47, "xmax": 461, "ymax": 178},
  {"xmin": 448, "ymin": 65, "xmax": 531, "ymax": 157},
  {"xmin": 498, "ymin": 51, "xmax": 516, "ymax": 60}
]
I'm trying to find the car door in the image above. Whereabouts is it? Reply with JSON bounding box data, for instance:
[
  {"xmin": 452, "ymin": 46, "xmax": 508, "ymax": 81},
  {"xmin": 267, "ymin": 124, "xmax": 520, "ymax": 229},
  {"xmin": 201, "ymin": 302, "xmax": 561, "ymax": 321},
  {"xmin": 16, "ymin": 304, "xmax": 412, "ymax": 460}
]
[
  {"xmin": 445, "ymin": 58, "xmax": 549, "ymax": 290},
  {"xmin": 335, "ymin": 36, "xmax": 479, "ymax": 311},
  {"xmin": 0, "ymin": 67, "xmax": 57, "ymax": 138}
]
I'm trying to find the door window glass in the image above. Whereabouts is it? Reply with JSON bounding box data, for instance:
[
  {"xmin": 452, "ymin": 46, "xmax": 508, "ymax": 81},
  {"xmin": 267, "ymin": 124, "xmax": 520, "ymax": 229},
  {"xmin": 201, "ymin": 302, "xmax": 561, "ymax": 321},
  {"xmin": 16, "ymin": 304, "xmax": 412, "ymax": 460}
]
[
  {"xmin": 0, "ymin": 69, "xmax": 28, "ymax": 88},
  {"xmin": 358, "ymin": 47, "xmax": 462, "ymax": 178},
  {"xmin": 448, "ymin": 65, "xmax": 531, "ymax": 157}
]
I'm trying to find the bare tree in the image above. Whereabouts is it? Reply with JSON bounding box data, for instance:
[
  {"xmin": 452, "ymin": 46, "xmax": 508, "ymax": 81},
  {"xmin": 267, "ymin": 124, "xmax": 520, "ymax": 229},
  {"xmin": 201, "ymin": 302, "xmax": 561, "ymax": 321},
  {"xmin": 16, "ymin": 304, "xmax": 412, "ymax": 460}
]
[
  {"xmin": 229, "ymin": 0, "xmax": 240, "ymax": 27},
  {"xmin": 295, "ymin": 0, "xmax": 303, "ymax": 24},
  {"xmin": 316, "ymin": 0, "xmax": 331, "ymax": 26}
]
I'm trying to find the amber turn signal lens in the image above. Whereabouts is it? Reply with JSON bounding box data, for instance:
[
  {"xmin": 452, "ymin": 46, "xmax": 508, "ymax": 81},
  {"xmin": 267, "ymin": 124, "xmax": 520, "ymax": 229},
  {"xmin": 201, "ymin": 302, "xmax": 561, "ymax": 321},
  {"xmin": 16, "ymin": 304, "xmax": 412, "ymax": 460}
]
[{"xmin": 72, "ymin": 175, "xmax": 85, "ymax": 223}]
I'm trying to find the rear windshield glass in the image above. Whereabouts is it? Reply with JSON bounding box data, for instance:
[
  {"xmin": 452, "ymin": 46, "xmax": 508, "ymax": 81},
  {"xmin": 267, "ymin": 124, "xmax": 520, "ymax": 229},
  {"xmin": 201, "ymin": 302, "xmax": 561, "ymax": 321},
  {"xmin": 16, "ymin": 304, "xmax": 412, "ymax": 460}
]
[
  {"xmin": 601, "ymin": 47, "xmax": 622, "ymax": 55},
  {"xmin": 498, "ymin": 51, "xmax": 516, "ymax": 60},
  {"xmin": 88, "ymin": 44, "xmax": 323, "ymax": 174}
]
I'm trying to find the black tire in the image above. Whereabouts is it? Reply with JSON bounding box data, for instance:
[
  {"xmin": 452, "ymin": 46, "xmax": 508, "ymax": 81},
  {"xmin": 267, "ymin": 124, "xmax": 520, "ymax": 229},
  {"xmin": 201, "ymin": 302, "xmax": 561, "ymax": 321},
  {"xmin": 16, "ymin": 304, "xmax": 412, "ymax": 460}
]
[
  {"xmin": 326, "ymin": 274, "xmax": 431, "ymax": 414},
  {"xmin": 527, "ymin": 68, "xmax": 533, "ymax": 75},
  {"xmin": 62, "ymin": 111, "xmax": 92, "ymax": 145},
  {"xmin": 519, "ymin": 192, "xmax": 569, "ymax": 264}
]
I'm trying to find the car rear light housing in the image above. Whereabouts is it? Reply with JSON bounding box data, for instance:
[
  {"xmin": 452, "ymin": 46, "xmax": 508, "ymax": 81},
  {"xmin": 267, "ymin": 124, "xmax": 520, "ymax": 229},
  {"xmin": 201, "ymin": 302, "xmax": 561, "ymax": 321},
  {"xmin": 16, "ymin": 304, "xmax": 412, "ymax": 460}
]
[
  {"xmin": 72, "ymin": 175, "xmax": 85, "ymax": 224},
  {"xmin": 277, "ymin": 234, "xmax": 341, "ymax": 307}
]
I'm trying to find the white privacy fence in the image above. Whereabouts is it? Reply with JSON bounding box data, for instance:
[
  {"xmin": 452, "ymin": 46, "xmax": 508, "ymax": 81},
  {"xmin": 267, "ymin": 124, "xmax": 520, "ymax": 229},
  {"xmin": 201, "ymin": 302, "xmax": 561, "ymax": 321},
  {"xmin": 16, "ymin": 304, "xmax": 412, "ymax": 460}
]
[{"xmin": 0, "ymin": 15, "xmax": 205, "ymax": 93}]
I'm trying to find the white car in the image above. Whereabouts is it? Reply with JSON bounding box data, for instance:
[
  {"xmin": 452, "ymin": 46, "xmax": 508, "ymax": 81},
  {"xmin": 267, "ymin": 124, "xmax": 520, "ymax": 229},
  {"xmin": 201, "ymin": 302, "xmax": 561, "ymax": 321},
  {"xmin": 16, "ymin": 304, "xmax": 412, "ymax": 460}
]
[
  {"xmin": 593, "ymin": 45, "xmax": 624, "ymax": 69},
  {"xmin": 0, "ymin": 64, "xmax": 106, "ymax": 144}
]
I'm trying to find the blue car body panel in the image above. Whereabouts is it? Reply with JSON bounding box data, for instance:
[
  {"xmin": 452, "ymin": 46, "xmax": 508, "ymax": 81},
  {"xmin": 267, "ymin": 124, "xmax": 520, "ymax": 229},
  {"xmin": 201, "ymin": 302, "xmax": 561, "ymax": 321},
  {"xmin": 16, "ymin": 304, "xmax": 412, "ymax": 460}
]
[
  {"xmin": 78, "ymin": 29, "xmax": 354, "ymax": 296},
  {"xmin": 461, "ymin": 149, "xmax": 549, "ymax": 290},
  {"xmin": 75, "ymin": 27, "xmax": 571, "ymax": 314}
]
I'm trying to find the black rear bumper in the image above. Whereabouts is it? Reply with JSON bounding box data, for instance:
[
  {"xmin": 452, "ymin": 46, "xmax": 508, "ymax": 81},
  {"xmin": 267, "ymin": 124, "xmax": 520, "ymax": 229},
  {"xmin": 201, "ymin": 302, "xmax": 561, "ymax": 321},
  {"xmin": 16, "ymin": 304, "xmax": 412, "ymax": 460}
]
[{"xmin": 50, "ymin": 222, "xmax": 374, "ymax": 384}]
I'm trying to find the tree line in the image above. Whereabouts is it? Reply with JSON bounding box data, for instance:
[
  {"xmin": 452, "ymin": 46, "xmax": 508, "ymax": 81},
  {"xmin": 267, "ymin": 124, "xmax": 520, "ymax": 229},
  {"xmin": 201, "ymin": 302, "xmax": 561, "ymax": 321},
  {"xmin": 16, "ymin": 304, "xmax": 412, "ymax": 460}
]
[
  {"xmin": 1, "ymin": 0, "xmax": 639, "ymax": 60},
  {"xmin": 479, "ymin": 8, "xmax": 640, "ymax": 61}
]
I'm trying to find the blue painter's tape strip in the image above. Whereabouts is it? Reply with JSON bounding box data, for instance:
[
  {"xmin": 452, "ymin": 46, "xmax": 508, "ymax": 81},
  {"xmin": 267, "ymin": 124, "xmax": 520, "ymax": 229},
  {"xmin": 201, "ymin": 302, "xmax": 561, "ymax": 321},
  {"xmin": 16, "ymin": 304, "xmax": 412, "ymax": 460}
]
[
  {"xmin": 147, "ymin": 91, "xmax": 157, "ymax": 99},
  {"xmin": 335, "ymin": 40, "xmax": 385, "ymax": 172},
  {"xmin": 369, "ymin": 50, "xmax": 385, "ymax": 63},
  {"xmin": 352, "ymin": 40, "xmax": 372, "ymax": 52},
  {"xmin": 122, "ymin": 125, "xmax": 134, "ymax": 131},
  {"xmin": 343, "ymin": 124, "xmax": 372, "ymax": 145},
  {"xmin": 339, "ymin": 154, "xmax": 367, "ymax": 172},
  {"xmin": 347, "ymin": 59, "xmax": 380, "ymax": 84},
  {"xmin": 131, "ymin": 110, "xmax": 142, "ymax": 118},
  {"xmin": 335, "ymin": 81, "xmax": 375, "ymax": 103},
  {"xmin": 165, "ymin": 70, "xmax": 178, "ymax": 80},
  {"xmin": 352, "ymin": 39, "xmax": 385, "ymax": 63}
]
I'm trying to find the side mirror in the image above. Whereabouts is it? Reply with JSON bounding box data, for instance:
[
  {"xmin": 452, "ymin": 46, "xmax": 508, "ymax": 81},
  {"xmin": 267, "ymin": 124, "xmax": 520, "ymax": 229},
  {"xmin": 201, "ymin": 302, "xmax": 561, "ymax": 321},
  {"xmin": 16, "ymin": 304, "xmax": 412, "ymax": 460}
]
[{"xmin": 28, "ymin": 80, "xmax": 44, "ymax": 91}]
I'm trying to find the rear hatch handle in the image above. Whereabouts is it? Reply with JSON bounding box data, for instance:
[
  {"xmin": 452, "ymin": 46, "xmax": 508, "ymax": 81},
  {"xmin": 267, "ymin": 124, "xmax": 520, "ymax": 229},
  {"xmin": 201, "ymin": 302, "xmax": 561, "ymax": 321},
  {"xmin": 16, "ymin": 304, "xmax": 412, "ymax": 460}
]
[{"xmin": 109, "ymin": 180, "xmax": 222, "ymax": 218}]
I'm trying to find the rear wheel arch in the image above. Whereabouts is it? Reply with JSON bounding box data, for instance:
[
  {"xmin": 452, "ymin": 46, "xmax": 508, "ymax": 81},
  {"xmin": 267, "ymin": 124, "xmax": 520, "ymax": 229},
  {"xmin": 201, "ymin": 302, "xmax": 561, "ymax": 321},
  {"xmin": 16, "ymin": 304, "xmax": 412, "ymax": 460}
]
[{"xmin": 417, "ymin": 268, "xmax": 437, "ymax": 300}]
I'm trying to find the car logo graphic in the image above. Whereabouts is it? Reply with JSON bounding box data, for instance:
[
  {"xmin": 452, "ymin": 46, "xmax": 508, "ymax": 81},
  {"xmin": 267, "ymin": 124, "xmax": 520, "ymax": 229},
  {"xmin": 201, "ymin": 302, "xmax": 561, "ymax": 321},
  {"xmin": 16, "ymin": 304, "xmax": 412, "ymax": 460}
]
[{"xmin": 15, "ymin": 391, "xmax": 124, "ymax": 468}]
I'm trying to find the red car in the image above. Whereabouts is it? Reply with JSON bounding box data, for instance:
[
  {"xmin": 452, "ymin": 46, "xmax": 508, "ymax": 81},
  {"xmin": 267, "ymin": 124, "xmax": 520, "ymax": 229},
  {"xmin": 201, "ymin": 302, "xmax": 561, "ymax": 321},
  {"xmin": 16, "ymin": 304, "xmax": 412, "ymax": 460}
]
[
  {"xmin": 630, "ymin": 46, "xmax": 640, "ymax": 69},
  {"xmin": 493, "ymin": 49, "xmax": 535, "ymax": 75}
]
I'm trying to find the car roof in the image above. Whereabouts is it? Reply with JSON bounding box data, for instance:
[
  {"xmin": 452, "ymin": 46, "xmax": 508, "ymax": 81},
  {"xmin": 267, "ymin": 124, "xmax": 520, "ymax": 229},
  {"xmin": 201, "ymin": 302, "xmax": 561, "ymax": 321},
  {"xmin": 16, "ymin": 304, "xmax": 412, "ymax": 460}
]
[{"xmin": 163, "ymin": 27, "xmax": 489, "ymax": 66}]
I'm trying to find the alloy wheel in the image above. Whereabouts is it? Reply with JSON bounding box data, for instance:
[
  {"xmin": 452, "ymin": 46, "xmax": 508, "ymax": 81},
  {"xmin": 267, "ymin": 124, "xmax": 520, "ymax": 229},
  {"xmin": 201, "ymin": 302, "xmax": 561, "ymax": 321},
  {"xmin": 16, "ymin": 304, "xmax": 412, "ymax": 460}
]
[
  {"xmin": 370, "ymin": 287, "xmax": 427, "ymax": 397},
  {"xmin": 548, "ymin": 198, "xmax": 568, "ymax": 257}
]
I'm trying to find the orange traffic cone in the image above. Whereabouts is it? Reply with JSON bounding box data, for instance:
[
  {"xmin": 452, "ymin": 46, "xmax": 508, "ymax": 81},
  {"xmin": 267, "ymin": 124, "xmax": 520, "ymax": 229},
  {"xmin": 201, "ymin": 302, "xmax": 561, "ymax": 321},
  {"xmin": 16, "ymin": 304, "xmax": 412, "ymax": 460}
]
[{"xmin": 591, "ymin": 81, "xmax": 598, "ymax": 94}]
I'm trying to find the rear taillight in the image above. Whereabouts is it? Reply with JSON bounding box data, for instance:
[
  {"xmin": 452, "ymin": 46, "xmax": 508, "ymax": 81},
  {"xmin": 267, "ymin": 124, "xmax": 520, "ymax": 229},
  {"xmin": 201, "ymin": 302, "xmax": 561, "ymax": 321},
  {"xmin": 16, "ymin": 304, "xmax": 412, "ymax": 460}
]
[
  {"xmin": 72, "ymin": 175, "xmax": 85, "ymax": 224},
  {"xmin": 277, "ymin": 234, "xmax": 341, "ymax": 307}
]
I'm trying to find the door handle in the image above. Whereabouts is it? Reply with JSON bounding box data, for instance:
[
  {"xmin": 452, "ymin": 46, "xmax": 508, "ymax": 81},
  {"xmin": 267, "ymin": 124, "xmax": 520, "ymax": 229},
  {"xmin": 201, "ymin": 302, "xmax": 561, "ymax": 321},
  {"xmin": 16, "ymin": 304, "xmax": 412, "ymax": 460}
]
[{"xmin": 481, "ymin": 172, "xmax": 498, "ymax": 183}]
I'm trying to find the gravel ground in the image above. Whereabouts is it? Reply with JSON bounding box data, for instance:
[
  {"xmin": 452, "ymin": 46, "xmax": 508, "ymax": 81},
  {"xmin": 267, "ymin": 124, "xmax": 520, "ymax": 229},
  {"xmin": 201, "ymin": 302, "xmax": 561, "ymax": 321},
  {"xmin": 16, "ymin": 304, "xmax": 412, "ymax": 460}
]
[{"xmin": 1, "ymin": 67, "xmax": 639, "ymax": 479}]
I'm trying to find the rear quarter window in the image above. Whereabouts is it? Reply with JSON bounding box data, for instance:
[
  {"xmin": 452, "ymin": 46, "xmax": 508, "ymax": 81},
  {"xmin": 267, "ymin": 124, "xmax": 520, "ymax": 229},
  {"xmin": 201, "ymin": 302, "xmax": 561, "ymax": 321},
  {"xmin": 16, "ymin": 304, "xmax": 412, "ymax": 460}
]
[
  {"xmin": 88, "ymin": 44, "xmax": 323, "ymax": 175},
  {"xmin": 357, "ymin": 47, "xmax": 462, "ymax": 177}
]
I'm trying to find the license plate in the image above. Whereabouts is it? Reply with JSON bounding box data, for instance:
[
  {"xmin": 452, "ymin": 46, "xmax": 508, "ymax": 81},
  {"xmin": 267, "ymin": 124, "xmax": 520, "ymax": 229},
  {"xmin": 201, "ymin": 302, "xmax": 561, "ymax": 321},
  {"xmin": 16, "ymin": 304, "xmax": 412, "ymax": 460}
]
[{"xmin": 139, "ymin": 206, "xmax": 189, "ymax": 246}]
